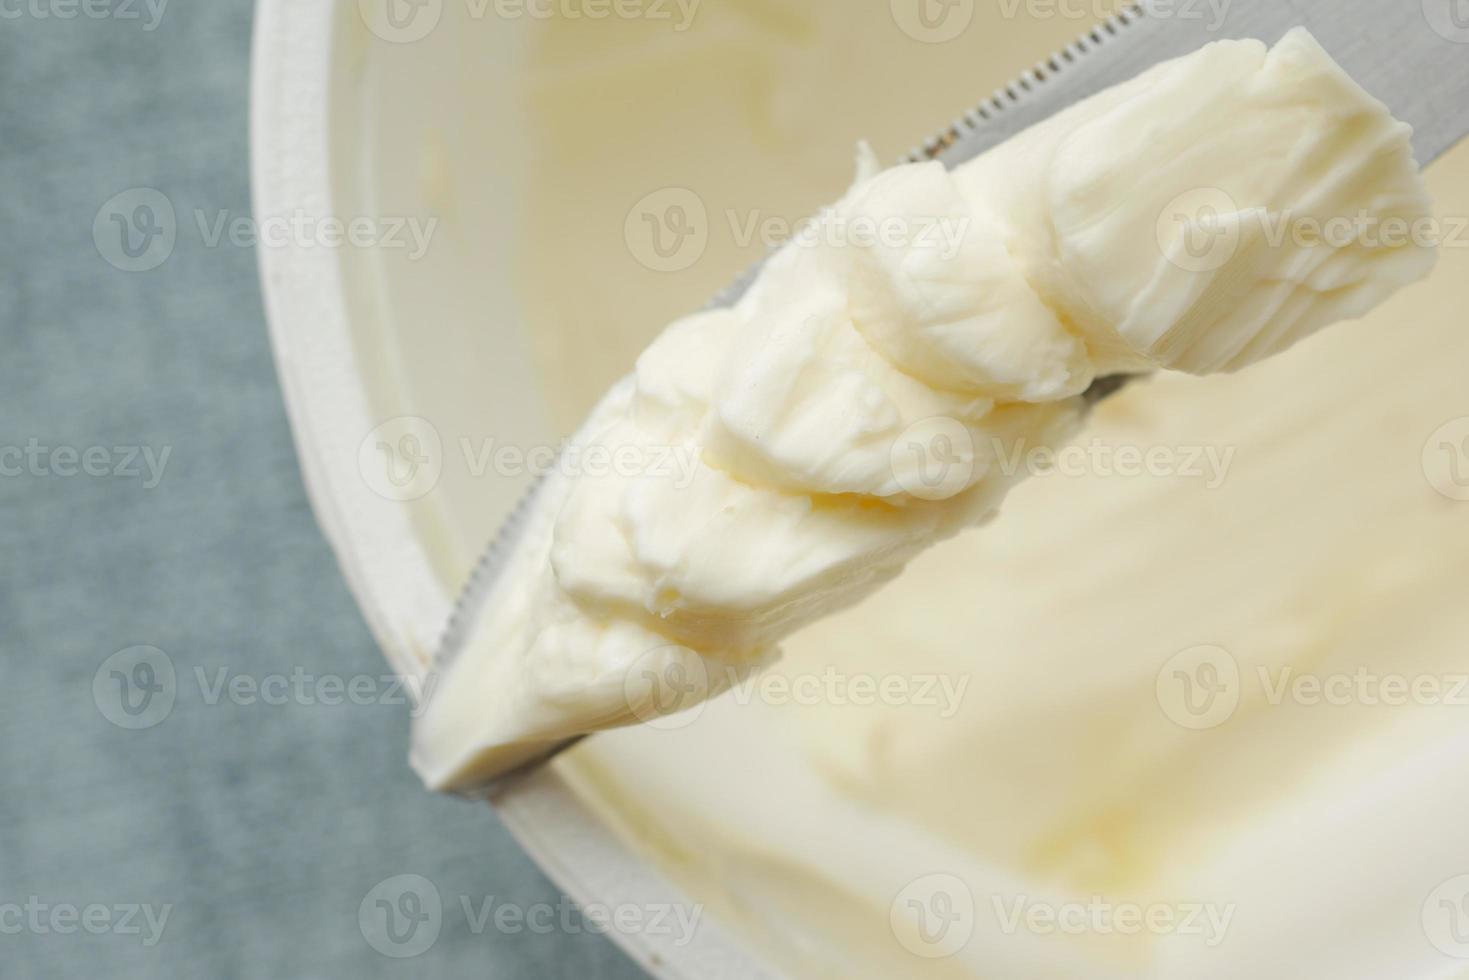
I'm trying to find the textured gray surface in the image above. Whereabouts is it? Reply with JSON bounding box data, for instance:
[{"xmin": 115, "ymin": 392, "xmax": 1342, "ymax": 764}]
[{"xmin": 0, "ymin": 4, "xmax": 643, "ymax": 977}]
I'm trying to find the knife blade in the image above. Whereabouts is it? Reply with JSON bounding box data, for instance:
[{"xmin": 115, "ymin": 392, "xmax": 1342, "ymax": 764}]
[{"xmin": 937, "ymin": 0, "xmax": 1469, "ymax": 165}]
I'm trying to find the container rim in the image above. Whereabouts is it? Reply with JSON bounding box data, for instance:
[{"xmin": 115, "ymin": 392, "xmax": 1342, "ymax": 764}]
[{"xmin": 247, "ymin": 3, "xmax": 777, "ymax": 976}]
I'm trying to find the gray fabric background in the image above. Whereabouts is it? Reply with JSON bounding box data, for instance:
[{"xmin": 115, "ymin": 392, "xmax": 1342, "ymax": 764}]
[{"xmin": 0, "ymin": 4, "xmax": 644, "ymax": 977}]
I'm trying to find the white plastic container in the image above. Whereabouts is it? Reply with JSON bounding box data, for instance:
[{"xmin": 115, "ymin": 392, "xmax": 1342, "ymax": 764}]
[{"xmin": 251, "ymin": 4, "xmax": 1469, "ymax": 978}]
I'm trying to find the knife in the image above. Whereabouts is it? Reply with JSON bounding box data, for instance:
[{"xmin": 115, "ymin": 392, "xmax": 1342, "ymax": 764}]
[{"xmin": 431, "ymin": 0, "xmax": 1469, "ymax": 798}]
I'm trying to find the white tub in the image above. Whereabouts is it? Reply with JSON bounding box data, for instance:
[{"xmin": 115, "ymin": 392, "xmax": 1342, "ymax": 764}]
[{"xmin": 251, "ymin": 3, "xmax": 1469, "ymax": 977}]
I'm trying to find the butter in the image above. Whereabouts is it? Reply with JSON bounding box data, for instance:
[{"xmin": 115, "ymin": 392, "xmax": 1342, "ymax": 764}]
[{"xmin": 412, "ymin": 29, "xmax": 1434, "ymax": 793}]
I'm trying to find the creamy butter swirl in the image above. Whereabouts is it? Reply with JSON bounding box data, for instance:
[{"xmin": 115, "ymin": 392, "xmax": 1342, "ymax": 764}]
[{"xmin": 413, "ymin": 29, "xmax": 1434, "ymax": 792}]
